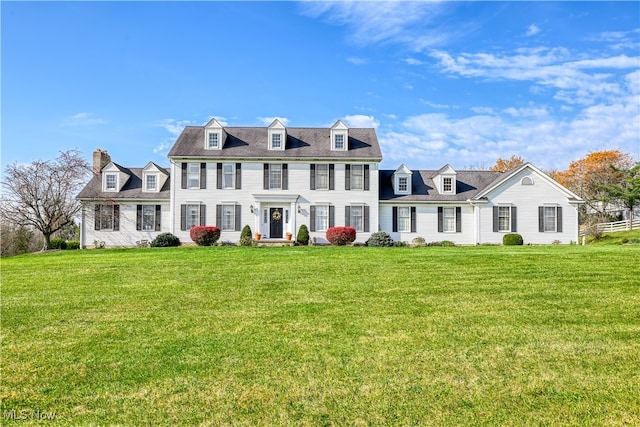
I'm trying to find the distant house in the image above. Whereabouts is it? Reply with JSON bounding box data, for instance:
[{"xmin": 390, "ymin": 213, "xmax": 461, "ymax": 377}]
[{"xmin": 77, "ymin": 119, "xmax": 583, "ymax": 247}]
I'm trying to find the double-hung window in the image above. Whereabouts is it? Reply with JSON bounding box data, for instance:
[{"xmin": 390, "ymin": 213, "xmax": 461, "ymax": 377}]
[
  {"xmin": 105, "ymin": 174, "xmax": 117, "ymax": 191},
  {"xmin": 222, "ymin": 164, "xmax": 234, "ymax": 189},
  {"xmin": 398, "ymin": 177, "xmax": 408, "ymax": 193},
  {"xmin": 350, "ymin": 206, "xmax": 364, "ymax": 231},
  {"xmin": 269, "ymin": 164, "xmax": 282, "ymax": 189},
  {"xmin": 398, "ymin": 207, "xmax": 411, "ymax": 232},
  {"xmin": 315, "ymin": 206, "xmax": 329, "ymax": 231},
  {"xmin": 271, "ymin": 134, "xmax": 281, "ymax": 149},
  {"xmin": 145, "ymin": 174, "xmax": 157, "ymax": 191},
  {"xmin": 222, "ymin": 204, "xmax": 235, "ymax": 231},
  {"xmin": 443, "ymin": 207, "xmax": 456, "ymax": 232},
  {"xmin": 351, "ymin": 165, "xmax": 364, "ymax": 190},
  {"xmin": 208, "ymin": 132, "xmax": 219, "ymax": 149},
  {"xmin": 95, "ymin": 204, "xmax": 119, "ymax": 231},
  {"xmin": 498, "ymin": 206, "xmax": 511, "ymax": 232},
  {"xmin": 540, "ymin": 206, "xmax": 562, "ymax": 233},
  {"xmin": 142, "ymin": 205, "xmax": 156, "ymax": 231},
  {"xmin": 186, "ymin": 204, "xmax": 200, "ymax": 230},
  {"xmin": 443, "ymin": 177, "xmax": 453, "ymax": 193},
  {"xmin": 316, "ymin": 164, "xmax": 329, "ymax": 190},
  {"xmin": 334, "ymin": 134, "xmax": 344, "ymax": 150},
  {"xmin": 187, "ymin": 163, "xmax": 200, "ymax": 188}
]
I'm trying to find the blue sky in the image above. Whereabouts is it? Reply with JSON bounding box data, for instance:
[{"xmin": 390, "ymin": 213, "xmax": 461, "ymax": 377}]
[{"xmin": 2, "ymin": 1, "xmax": 639, "ymax": 173}]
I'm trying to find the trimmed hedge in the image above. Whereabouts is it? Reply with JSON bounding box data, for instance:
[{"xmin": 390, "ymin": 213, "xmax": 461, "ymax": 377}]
[
  {"xmin": 49, "ymin": 238, "xmax": 67, "ymax": 250},
  {"xmin": 151, "ymin": 233, "xmax": 181, "ymax": 247},
  {"xmin": 240, "ymin": 225, "xmax": 253, "ymax": 246},
  {"xmin": 326, "ymin": 227, "xmax": 356, "ymax": 246},
  {"xmin": 366, "ymin": 231, "xmax": 394, "ymax": 247},
  {"xmin": 190, "ymin": 226, "xmax": 221, "ymax": 246},
  {"xmin": 503, "ymin": 233, "xmax": 524, "ymax": 246},
  {"xmin": 297, "ymin": 224, "xmax": 309, "ymax": 246},
  {"xmin": 66, "ymin": 241, "xmax": 80, "ymax": 250}
]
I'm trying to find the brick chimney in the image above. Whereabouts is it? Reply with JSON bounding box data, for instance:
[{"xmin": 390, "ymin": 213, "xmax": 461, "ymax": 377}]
[{"xmin": 92, "ymin": 149, "xmax": 111, "ymax": 175}]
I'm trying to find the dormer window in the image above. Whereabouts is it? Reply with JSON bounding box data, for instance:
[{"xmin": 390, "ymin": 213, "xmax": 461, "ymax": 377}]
[
  {"xmin": 207, "ymin": 132, "xmax": 219, "ymax": 149},
  {"xmin": 267, "ymin": 119, "xmax": 286, "ymax": 151},
  {"xmin": 330, "ymin": 120, "xmax": 349, "ymax": 151},
  {"xmin": 145, "ymin": 174, "xmax": 157, "ymax": 191},
  {"xmin": 334, "ymin": 134, "xmax": 344, "ymax": 150},
  {"xmin": 271, "ymin": 133, "xmax": 282, "ymax": 149},
  {"xmin": 392, "ymin": 164, "xmax": 412, "ymax": 195},
  {"xmin": 204, "ymin": 118, "xmax": 226, "ymax": 150},
  {"xmin": 443, "ymin": 177, "xmax": 453, "ymax": 193},
  {"xmin": 105, "ymin": 174, "xmax": 117, "ymax": 191}
]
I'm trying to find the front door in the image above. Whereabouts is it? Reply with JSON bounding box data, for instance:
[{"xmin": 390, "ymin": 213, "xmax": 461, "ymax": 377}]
[{"xmin": 270, "ymin": 208, "xmax": 283, "ymax": 238}]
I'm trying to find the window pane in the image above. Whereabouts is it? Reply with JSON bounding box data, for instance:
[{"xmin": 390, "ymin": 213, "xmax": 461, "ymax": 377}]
[
  {"xmin": 315, "ymin": 206, "xmax": 328, "ymax": 231},
  {"xmin": 223, "ymin": 164, "xmax": 234, "ymax": 188},
  {"xmin": 544, "ymin": 207, "xmax": 556, "ymax": 232},
  {"xmin": 269, "ymin": 164, "xmax": 282, "ymax": 189},
  {"xmin": 106, "ymin": 174, "xmax": 116, "ymax": 189},
  {"xmin": 398, "ymin": 207, "xmax": 411, "ymax": 232},
  {"xmin": 443, "ymin": 207, "xmax": 456, "ymax": 232},
  {"xmin": 186, "ymin": 205, "xmax": 200, "ymax": 229},
  {"xmin": 272, "ymin": 134, "xmax": 281, "ymax": 148},
  {"xmin": 146, "ymin": 175, "xmax": 156, "ymax": 191},
  {"xmin": 208, "ymin": 133, "xmax": 218, "ymax": 148},
  {"xmin": 351, "ymin": 165, "xmax": 363, "ymax": 190},
  {"xmin": 316, "ymin": 164, "xmax": 329, "ymax": 190},
  {"xmin": 335, "ymin": 134, "xmax": 344, "ymax": 149},
  {"xmin": 498, "ymin": 206, "xmax": 510, "ymax": 232},
  {"xmin": 142, "ymin": 205, "xmax": 155, "ymax": 231},
  {"xmin": 443, "ymin": 177, "xmax": 452, "ymax": 192},
  {"xmin": 222, "ymin": 205, "xmax": 235, "ymax": 231},
  {"xmin": 187, "ymin": 163, "xmax": 200, "ymax": 188},
  {"xmin": 399, "ymin": 177, "xmax": 408, "ymax": 192},
  {"xmin": 100, "ymin": 205, "xmax": 114, "ymax": 230},
  {"xmin": 350, "ymin": 206, "xmax": 363, "ymax": 231}
]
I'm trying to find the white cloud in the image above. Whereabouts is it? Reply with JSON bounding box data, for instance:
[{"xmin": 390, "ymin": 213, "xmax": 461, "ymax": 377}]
[
  {"xmin": 259, "ymin": 116, "xmax": 290, "ymax": 126},
  {"xmin": 153, "ymin": 140, "xmax": 172, "ymax": 155},
  {"xmin": 64, "ymin": 112, "xmax": 106, "ymax": 126},
  {"xmin": 157, "ymin": 118, "xmax": 195, "ymax": 136},
  {"xmin": 346, "ymin": 56, "xmax": 367, "ymax": 65},
  {"xmin": 405, "ymin": 57, "xmax": 425, "ymax": 65},
  {"xmin": 343, "ymin": 114, "xmax": 379, "ymax": 129},
  {"xmin": 526, "ymin": 24, "xmax": 540, "ymax": 37}
]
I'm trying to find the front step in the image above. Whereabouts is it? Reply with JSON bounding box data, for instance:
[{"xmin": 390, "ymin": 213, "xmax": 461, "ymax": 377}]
[{"xmin": 255, "ymin": 239, "xmax": 295, "ymax": 247}]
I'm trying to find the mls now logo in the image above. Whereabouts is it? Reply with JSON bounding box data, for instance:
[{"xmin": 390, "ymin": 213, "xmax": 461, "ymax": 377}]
[{"xmin": 3, "ymin": 409, "xmax": 57, "ymax": 421}]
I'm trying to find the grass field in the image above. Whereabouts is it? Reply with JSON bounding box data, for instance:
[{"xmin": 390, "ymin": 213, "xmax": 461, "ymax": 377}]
[{"xmin": 2, "ymin": 245, "xmax": 639, "ymax": 425}]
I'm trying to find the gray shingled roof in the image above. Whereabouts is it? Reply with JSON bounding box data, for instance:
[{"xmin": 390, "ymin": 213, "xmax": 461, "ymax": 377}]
[
  {"xmin": 379, "ymin": 169, "xmax": 503, "ymax": 202},
  {"xmin": 77, "ymin": 167, "xmax": 170, "ymax": 200},
  {"xmin": 167, "ymin": 126, "xmax": 383, "ymax": 160}
]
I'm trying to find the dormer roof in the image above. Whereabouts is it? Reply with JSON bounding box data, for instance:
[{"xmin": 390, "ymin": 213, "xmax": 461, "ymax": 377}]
[{"xmin": 394, "ymin": 164, "xmax": 413, "ymax": 175}]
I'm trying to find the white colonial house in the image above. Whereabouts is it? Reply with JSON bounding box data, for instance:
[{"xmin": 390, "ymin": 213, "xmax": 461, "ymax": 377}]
[{"xmin": 77, "ymin": 119, "xmax": 583, "ymax": 247}]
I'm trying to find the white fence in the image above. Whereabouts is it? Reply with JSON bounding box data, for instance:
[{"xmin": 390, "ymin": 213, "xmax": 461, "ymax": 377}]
[{"xmin": 580, "ymin": 218, "xmax": 640, "ymax": 236}]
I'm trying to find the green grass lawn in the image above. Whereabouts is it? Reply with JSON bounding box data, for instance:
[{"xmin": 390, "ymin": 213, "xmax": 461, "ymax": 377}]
[{"xmin": 2, "ymin": 245, "xmax": 639, "ymax": 425}]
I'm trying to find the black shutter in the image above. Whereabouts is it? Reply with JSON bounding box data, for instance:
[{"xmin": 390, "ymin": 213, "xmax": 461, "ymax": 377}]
[
  {"xmin": 539, "ymin": 207, "xmax": 544, "ymax": 232},
  {"xmin": 364, "ymin": 165, "xmax": 370, "ymax": 191},
  {"xmin": 136, "ymin": 205, "xmax": 142, "ymax": 231},
  {"xmin": 438, "ymin": 207, "xmax": 444, "ymax": 233},
  {"xmin": 282, "ymin": 164, "xmax": 288, "ymax": 190},
  {"xmin": 511, "ymin": 207, "xmax": 517, "ymax": 232},
  {"xmin": 329, "ymin": 164, "xmax": 335, "ymax": 190},
  {"xmin": 557, "ymin": 207, "xmax": 563, "ymax": 232},
  {"xmin": 235, "ymin": 163, "xmax": 242, "ymax": 189},
  {"xmin": 456, "ymin": 207, "xmax": 462, "ymax": 233},
  {"xmin": 94, "ymin": 205, "xmax": 100, "ymax": 230},
  {"xmin": 155, "ymin": 205, "xmax": 161, "ymax": 231},
  {"xmin": 200, "ymin": 163, "xmax": 206, "ymax": 189},
  {"xmin": 392, "ymin": 207, "xmax": 398, "ymax": 232},
  {"xmin": 493, "ymin": 206, "xmax": 499, "ymax": 232},
  {"xmin": 364, "ymin": 206, "xmax": 370, "ymax": 232},
  {"xmin": 263, "ymin": 164, "xmax": 269, "ymax": 190},
  {"xmin": 329, "ymin": 205, "xmax": 335, "ymax": 228},
  {"xmin": 113, "ymin": 205, "xmax": 120, "ymax": 231},
  {"xmin": 235, "ymin": 205, "xmax": 241, "ymax": 231},
  {"xmin": 216, "ymin": 205, "xmax": 222, "ymax": 228},
  {"xmin": 411, "ymin": 207, "xmax": 417, "ymax": 233},
  {"xmin": 345, "ymin": 206, "xmax": 351, "ymax": 227},
  {"xmin": 180, "ymin": 205, "xmax": 187, "ymax": 231},
  {"xmin": 345, "ymin": 164, "xmax": 351, "ymax": 190},
  {"xmin": 217, "ymin": 163, "xmax": 222, "ymax": 189},
  {"xmin": 310, "ymin": 164, "xmax": 316, "ymax": 190},
  {"xmin": 310, "ymin": 206, "xmax": 316, "ymax": 232},
  {"xmin": 181, "ymin": 163, "xmax": 187, "ymax": 189},
  {"xmin": 199, "ymin": 204, "xmax": 206, "ymax": 226}
]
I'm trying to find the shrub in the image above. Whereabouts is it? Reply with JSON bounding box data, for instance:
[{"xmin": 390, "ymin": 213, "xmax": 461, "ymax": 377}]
[
  {"xmin": 326, "ymin": 227, "xmax": 356, "ymax": 246},
  {"xmin": 190, "ymin": 226, "xmax": 221, "ymax": 246},
  {"xmin": 66, "ymin": 240, "xmax": 80, "ymax": 250},
  {"xmin": 297, "ymin": 224, "xmax": 309, "ymax": 246},
  {"xmin": 49, "ymin": 238, "xmax": 67, "ymax": 250},
  {"xmin": 151, "ymin": 233, "xmax": 181, "ymax": 248},
  {"xmin": 503, "ymin": 233, "xmax": 523, "ymax": 246},
  {"xmin": 366, "ymin": 231, "xmax": 394, "ymax": 247},
  {"xmin": 411, "ymin": 237, "xmax": 426, "ymax": 247},
  {"xmin": 240, "ymin": 225, "xmax": 253, "ymax": 246}
]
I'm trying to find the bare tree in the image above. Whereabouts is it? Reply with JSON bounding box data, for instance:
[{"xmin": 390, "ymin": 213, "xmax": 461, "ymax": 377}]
[{"xmin": 1, "ymin": 150, "xmax": 90, "ymax": 250}]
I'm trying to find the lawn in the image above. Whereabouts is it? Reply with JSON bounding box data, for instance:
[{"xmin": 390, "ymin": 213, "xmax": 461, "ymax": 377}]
[{"xmin": 1, "ymin": 245, "xmax": 639, "ymax": 425}]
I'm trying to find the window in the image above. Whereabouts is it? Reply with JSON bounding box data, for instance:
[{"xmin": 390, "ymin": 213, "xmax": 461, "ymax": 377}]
[
  {"xmin": 187, "ymin": 163, "xmax": 200, "ymax": 189},
  {"xmin": 208, "ymin": 132, "xmax": 219, "ymax": 149},
  {"xmin": 540, "ymin": 206, "xmax": 562, "ymax": 233},
  {"xmin": 145, "ymin": 174, "xmax": 157, "ymax": 191},
  {"xmin": 142, "ymin": 205, "xmax": 155, "ymax": 231},
  {"xmin": 105, "ymin": 174, "xmax": 117, "ymax": 190},
  {"xmin": 498, "ymin": 206, "xmax": 511, "ymax": 232},
  {"xmin": 398, "ymin": 207, "xmax": 411, "ymax": 232},
  {"xmin": 443, "ymin": 207, "xmax": 456, "ymax": 232},
  {"xmin": 398, "ymin": 177, "xmax": 408, "ymax": 193},
  {"xmin": 271, "ymin": 133, "xmax": 281, "ymax": 149},
  {"xmin": 350, "ymin": 206, "xmax": 364, "ymax": 231},
  {"xmin": 269, "ymin": 164, "xmax": 282, "ymax": 189},
  {"xmin": 221, "ymin": 205, "xmax": 235, "ymax": 231},
  {"xmin": 186, "ymin": 204, "xmax": 201, "ymax": 230},
  {"xmin": 521, "ymin": 176, "xmax": 534, "ymax": 185},
  {"xmin": 94, "ymin": 204, "xmax": 119, "ymax": 231},
  {"xmin": 334, "ymin": 134, "xmax": 344, "ymax": 150},
  {"xmin": 315, "ymin": 205, "xmax": 329, "ymax": 231},
  {"xmin": 222, "ymin": 164, "xmax": 234, "ymax": 189},
  {"xmin": 316, "ymin": 164, "xmax": 329, "ymax": 190},
  {"xmin": 443, "ymin": 177, "xmax": 453, "ymax": 193},
  {"xmin": 351, "ymin": 165, "xmax": 364, "ymax": 190}
]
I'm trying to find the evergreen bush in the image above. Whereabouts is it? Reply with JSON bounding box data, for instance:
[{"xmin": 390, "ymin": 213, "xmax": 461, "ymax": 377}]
[
  {"xmin": 503, "ymin": 233, "xmax": 524, "ymax": 246},
  {"xmin": 296, "ymin": 224, "xmax": 309, "ymax": 245},
  {"xmin": 66, "ymin": 241, "xmax": 80, "ymax": 250},
  {"xmin": 49, "ymin": 238, "xmax": 67, "ymax": 250},
  {"xmin": 326, "ymin": 227, "xmax": 356, "ymax": 246},
  {"xmin": 366, "ymin": 231, "xmax": 394, "ymax": 247},
  {"xmin": 151, "ymin": 233, "xmax": 181, "ymax": 247},
  {"xmin": 190, "ymin": 226, "xmax": 221, "ymax": 246},
  {"xmin": 240, "ymin": 225, "xmax": 253, "ymax": 246}
]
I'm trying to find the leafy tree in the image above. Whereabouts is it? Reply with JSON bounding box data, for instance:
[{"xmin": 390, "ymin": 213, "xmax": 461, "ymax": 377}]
[
  {"xmin": 1, "ymin": 150, "xmax": 90, "ymax": 250},
  {"xmin": 489, "ymin": 155, "xmax": 525, "ymax": 172},
  {"xmin": 599, "ymin": 163, "xmax": 640, "ymax": 230},
  {"xmin": 554, "ymin": 150, "xmax": 635, "ymax": 220}
]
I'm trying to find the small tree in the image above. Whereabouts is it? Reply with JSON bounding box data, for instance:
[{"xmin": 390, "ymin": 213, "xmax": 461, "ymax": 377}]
[
  {"xmin": 190, "ymin": 226, "xmax": 221, "ymax": 246},
  {"xmin": 599, "ymin": 163, "xmax": 640, "ymax": 230},
  {"xmin": 296, "ymin": 224, "xmax": 309, "ymax": 245},
  {"xmin": 240, "ymin": 225, "xmax": 253, "ymax": 246},
  {"xmin": 1, "ymin": 150, "xmax": 90, "ymax": 250},
  {"xmin": 326, "ymin": 227, "xmax": 356, "ymax": 246}
]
